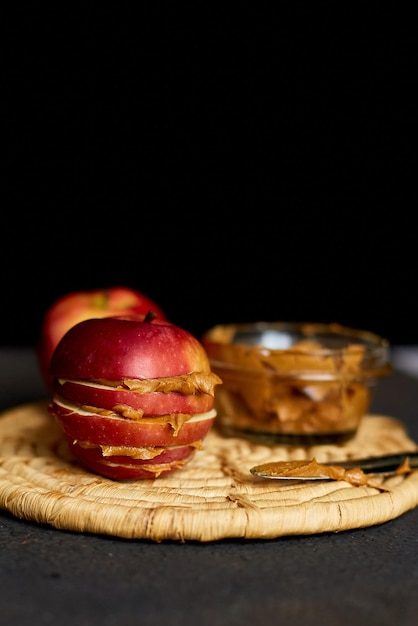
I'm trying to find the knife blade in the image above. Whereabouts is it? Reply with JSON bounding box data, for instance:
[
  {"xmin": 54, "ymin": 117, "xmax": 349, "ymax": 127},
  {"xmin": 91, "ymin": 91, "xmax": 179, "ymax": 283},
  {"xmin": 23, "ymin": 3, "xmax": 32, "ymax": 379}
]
[{"xmin": 250, "ymin": 451, "xmax": 418, "ymax": 480}]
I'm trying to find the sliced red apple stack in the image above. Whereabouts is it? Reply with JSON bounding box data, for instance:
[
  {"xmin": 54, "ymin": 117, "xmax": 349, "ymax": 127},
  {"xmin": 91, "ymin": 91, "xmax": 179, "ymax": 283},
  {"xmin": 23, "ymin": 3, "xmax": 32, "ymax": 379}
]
[{"xmin": 48, "ymin": 313, "xmax": 222, "ymax": 480}]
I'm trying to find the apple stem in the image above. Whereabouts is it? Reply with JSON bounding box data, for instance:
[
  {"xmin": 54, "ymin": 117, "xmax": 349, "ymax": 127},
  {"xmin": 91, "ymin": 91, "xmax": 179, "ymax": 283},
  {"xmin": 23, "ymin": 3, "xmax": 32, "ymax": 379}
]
[{"xmin": 144, "ymin": 310, "xmax": 158, "ymax": 323}]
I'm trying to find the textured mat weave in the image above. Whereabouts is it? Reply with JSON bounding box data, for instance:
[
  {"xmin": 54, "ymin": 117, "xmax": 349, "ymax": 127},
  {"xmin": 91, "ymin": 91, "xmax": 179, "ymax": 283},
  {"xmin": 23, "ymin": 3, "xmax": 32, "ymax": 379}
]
[{"xmin": 1, "ymin": 401, "xmax": 418, "ymax": 542}]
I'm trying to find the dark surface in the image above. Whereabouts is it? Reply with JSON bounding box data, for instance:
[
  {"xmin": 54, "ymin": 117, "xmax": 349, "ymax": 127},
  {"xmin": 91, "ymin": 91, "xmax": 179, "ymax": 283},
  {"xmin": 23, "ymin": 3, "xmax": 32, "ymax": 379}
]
[
  {"xmin": 1, "ymin": 348, "xmax": 418, "ymax": 626},
  {"xmin": 3, "ymin": 8, "xmax": 417, "ymax": 348}
]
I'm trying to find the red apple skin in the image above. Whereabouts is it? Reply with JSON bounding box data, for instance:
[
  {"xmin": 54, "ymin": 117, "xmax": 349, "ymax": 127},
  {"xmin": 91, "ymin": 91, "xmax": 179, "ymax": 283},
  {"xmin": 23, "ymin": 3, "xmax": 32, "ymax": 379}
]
[
  {"xmin": 38, "ymin": 286, "xmax": 167, "ymax": 390},
  {"xmin": 53, "ymin": 379, "xmax": 215, "ymax": 416},
  {"xmin": 50, "ymin": 400, "xmax": 216, "ymax": 447},
  {"xmin": 72, "ymin": 460, "xmax": 182, "ymax": 480},
  {"xmin": 65, "ymin": 436, "xmax": 196, "ymax": 480},
  {"xmin": 50, "ymin": 316, "xmax": 212, "ymax": 380}
]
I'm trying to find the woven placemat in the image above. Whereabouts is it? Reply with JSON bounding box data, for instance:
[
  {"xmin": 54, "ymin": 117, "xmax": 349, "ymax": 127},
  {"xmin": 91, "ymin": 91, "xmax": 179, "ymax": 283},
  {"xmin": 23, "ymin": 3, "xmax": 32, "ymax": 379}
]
[{"xmin": 1, "ymin": 401, "xmax": 418, "ymax": 542}]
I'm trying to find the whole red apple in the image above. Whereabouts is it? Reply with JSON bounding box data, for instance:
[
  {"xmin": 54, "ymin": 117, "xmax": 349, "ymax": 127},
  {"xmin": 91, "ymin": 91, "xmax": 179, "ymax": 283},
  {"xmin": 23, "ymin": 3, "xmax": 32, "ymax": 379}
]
[
  {"xmin": 38, "ymin": 286, "xmax": 167, "ymax": 391},
  {"xmin": 48, "ymin": 314, "xmax": 222, "ymax": 480}
]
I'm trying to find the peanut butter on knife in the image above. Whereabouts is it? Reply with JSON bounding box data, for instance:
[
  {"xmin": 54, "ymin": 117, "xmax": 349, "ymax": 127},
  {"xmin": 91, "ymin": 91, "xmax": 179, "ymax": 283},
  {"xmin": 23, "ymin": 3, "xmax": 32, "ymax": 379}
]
[{"xmin": 250, "ymin": 457, "xmax": 413, "ymax": 487}]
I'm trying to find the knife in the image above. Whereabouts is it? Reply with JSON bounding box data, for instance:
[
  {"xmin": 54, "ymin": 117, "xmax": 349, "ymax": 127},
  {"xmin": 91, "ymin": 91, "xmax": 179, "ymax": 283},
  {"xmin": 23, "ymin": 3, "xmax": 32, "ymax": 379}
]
[{"xmin": 250, "ymin": 451, "xmax": 418, "ymax": 481}]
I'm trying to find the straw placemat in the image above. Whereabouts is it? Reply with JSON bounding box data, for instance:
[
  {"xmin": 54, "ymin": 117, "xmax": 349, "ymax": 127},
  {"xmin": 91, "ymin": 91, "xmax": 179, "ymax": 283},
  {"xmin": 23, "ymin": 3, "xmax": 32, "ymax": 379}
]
[{"xmin": 1, "ymin": 401, "xmax": 418, "ymax": 542}]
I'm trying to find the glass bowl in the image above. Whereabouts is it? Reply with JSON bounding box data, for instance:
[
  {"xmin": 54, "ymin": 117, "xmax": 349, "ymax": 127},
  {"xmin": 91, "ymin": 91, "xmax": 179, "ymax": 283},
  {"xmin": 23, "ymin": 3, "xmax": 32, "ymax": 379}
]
[{"xmin": 202, "ymin": 321, "xmax": 392, "ymax": 445}]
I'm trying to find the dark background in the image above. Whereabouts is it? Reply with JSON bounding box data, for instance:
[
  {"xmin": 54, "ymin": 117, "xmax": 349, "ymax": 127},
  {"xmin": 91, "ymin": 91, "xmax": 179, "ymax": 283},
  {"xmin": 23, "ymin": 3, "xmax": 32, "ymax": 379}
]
[{"xmin": 2, "ymin": 7, "xmax": 415, "ymax": 348}]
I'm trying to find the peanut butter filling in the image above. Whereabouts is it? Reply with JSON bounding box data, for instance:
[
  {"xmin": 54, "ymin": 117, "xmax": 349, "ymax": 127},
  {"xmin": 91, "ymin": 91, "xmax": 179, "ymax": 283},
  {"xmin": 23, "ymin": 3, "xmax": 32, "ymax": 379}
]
[
  {"xmin": 73, "ymin": 439, "xmax": 203, "ymax": 459},
  {"xmin": 89, "ymin": 371, "xmax": 222, "ymax": 396}
]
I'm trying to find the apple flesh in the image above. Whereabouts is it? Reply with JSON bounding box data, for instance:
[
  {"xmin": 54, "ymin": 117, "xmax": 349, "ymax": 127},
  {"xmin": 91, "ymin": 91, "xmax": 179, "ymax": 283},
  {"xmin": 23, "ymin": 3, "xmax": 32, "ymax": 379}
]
[{"xmin": 38, "ymin": 286, "xmax": 167, "ymax": 391}]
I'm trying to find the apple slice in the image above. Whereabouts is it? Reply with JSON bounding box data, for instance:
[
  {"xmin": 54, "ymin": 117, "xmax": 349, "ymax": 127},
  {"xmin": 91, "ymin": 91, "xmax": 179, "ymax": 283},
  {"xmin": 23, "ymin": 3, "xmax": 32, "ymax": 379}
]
[
  {"xmin": 49, "ymin": 398, "xmax": 217, "ymax": 447},
  {"xmin": 64, "ymin": 435, "xmax": 197, "ymax": 479},
  {"xmin": 50, "ymin": 317, "xmax": 213, "ymax": 380},
  {"xmin": 66, "ymin": 438, "xmax": 196, "ymax": 480},
  {"xmin": 53, "ymin": 379, "xmax": 215, "ymax": 416}
]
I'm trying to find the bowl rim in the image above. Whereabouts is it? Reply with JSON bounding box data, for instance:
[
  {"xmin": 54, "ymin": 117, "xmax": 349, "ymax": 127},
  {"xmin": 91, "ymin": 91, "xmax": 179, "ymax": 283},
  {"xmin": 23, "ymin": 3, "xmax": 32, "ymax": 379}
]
[
  {"xmin": 202, "ymin": 321, "xmax": 389, "ymax": 348},
  {"xmin": 202, "ymin": 321, "xmax": 392, "ymax": 379}
]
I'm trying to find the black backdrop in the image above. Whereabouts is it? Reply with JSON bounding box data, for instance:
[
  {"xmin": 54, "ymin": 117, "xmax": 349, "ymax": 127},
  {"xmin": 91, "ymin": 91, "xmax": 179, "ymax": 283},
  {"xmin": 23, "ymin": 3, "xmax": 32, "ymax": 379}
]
[{"xmin": 2, "ymin": 7, "xmax": 415, "ymax": 348}]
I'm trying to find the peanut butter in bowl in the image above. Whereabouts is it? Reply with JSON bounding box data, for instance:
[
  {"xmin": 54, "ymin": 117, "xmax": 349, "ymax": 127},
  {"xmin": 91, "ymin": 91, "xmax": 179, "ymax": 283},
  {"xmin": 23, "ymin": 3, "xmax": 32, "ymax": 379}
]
[{"xmin": 202, "ymin": 321, "xmax": 392, "ymax": 445}]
